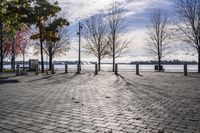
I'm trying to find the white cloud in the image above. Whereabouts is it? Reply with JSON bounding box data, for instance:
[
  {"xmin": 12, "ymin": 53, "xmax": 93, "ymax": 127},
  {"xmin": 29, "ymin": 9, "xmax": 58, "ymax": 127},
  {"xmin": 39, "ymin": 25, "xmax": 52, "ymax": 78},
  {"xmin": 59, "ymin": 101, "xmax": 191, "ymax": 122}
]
[
  {"xmin": 58, "ymin": 0, "xmax": 112, "ymax": 22},
  {"xmin": 22, "ymin": 0, "xmax": 197, "ymax": 62},
  {"xmin": 58, "ymin": 0, "xmax": 173, "ymax": 22}
]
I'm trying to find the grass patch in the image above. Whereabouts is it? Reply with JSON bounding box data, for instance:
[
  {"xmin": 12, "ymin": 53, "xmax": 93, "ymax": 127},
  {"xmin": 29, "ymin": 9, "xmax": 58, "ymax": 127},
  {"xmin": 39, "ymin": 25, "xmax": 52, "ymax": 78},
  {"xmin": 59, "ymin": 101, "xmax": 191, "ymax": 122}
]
[{"xmin": 3, "ymin": 69, "xmax": 14, "ymax": 72}]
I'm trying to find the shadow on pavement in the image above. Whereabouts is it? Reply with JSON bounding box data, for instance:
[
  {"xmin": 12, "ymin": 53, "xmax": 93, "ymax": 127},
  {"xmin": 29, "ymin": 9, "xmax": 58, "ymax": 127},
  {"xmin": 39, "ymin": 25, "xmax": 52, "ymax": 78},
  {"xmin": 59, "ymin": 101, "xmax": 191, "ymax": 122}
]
[
  {"xmin": 0, "ymin": 79, "xmax": 19, "ymax": 84},
  {"xmin": 27, "ymin": 73, "xmax": 78, "ymax": 83},
  {"xmin": 0, "ymin": 77, "xmax": 9, "ymax": 80},
  {"xmin": 188, "ymin": 75, "xmax": 200, "ymax": 79},
  {"xmin": 27, "ymin": 75, "xmax": 53, "ymax": 82}
]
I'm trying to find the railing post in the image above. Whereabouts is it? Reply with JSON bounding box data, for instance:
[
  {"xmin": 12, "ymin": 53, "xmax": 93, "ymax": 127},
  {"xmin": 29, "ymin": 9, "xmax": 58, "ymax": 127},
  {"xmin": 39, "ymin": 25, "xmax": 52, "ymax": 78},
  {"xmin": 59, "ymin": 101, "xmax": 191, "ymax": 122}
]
[
  {"xmin": 95, "ymin": 63, "xmax": 98, "ymax": 75},
  {"xmin": 184, "ymin": 63, "xmax": 187, "ymax": 76},
  {"xmin": 51, "ymin": 64, "xmax": 55, "ymax": 74},
  {"xmin": 35, "ymin": 65, "xmax": 39, "ymax": 75},
  {"xmin": 136, "ymin": 64, "xmax": 139, "ymax": 75},
  {"xmin": 16, "ymin": 65, "xmax": 20, "ymax": 76},
  {"xmin": 65, "ymin": 64, "xmax": 68, "ymax": 73},
  {"xmin": 115, "ymin": 64, "xmax": 118, "ymax": 75}
]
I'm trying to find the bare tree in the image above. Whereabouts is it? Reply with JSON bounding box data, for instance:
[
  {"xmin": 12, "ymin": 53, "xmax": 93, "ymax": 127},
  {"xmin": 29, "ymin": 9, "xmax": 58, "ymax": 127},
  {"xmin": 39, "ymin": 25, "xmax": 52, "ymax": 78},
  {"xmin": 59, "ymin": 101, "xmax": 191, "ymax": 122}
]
[
  {"xmin": 46, "ymin": 27, "xmax": 70, "ymax": 70},
  {"xmin": 146, "ymin": 9, "xmax": 171, "ymax": 72},
  {"xmin": 83, "ymin": 13, "xmax": 109, "ymax": 71},
  {"xmin": 176, "ymin": 0, "xmax": 200, "ymax": 73},
  {"xmin": 33, "ymin": 27, "xmax": 70, "ymax": 70},
  {"xmin": 106, "ymin": 1, "xmax": 129, "ymax": 72}
]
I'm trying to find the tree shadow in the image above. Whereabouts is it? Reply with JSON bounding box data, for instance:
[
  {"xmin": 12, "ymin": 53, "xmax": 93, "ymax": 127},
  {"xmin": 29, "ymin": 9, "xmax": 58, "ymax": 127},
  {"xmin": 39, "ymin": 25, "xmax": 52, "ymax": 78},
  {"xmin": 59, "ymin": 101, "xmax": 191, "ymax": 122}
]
[
  {"xmin": 188, "ymin": 75, "xmax": 200, "ymax": 79},
  {"xmin": 0, "ymin": 77, "xmax": 9, "ymax": 80},
  {"xmin": 116, "ymin": 73, "xmax": 200, "ymax": 131},
  {"xmin": 27, "ymin": 73, "xmax": 78, "ymax": 83},
  {"xmin": 117, "ymin": 74, "xmax": 138, "ymax": 88},
  {"xmin": 137, "ymin": 74, "xmax": 143, "ymax": 77},
  {"xmin": 0, "ymin": 74, "xmax": 16, "ymax": 79},
  {"xmin": 27, "ymin": 75, "xmax": 53, "ymax": 82},
  {"xmin": 0, "ymin": 79, "xmax": 19, "ymax": 84},
  {"xmin": 117, "ymin": 73, "xmax": 143, "ymax": 78}
]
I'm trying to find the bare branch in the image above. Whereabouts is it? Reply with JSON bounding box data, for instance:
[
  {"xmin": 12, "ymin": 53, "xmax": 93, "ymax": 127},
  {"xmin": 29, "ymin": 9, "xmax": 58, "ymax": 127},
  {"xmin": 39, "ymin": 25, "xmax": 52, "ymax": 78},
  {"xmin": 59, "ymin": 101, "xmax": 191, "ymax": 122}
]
[
  {"xmin": 106, "ymin": 0, "xmax": 130, "ymax": 67},
  {"xmin": 146, "ymin": 9, "xmax": 172, "ymax": 69},
  {"xmin": 82, "ymin": 12, "xmax": 109, "ymax": 62},
  {"xmin": 175, "ymin": 0, "xmax": 200, "ymax": 50}
]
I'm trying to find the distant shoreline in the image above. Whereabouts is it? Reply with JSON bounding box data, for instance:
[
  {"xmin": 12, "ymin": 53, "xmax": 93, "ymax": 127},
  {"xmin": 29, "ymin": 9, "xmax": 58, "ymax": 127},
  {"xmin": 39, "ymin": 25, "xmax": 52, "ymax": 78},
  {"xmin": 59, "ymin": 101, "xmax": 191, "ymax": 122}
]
[{"xmin": 2, "ymin": 60, "xmax": 198, "ymax": 65}]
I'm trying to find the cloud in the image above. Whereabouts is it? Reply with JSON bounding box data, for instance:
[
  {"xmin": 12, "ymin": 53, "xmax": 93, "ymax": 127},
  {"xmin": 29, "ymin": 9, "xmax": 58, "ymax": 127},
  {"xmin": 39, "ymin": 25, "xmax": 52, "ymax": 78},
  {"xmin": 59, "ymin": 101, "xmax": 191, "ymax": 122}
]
[
  {"xmin": 58, "ymin": 0, "xmax": 112, "ymax": 22},
  {"xmin": 25, "ymin": 0, "xmax": 197, "ymax": 62},
  {"xmin": 58, "ymin": 0, "xmax": 174, "ymax": 22}
]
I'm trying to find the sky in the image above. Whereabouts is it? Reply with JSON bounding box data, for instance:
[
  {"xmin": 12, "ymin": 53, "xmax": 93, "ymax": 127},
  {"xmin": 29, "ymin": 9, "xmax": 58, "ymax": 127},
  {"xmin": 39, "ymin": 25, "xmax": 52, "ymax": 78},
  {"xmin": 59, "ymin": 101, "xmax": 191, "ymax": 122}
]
[{"xmin": 24, "ymin": 0, "xmax": 198, "ymax": 63}]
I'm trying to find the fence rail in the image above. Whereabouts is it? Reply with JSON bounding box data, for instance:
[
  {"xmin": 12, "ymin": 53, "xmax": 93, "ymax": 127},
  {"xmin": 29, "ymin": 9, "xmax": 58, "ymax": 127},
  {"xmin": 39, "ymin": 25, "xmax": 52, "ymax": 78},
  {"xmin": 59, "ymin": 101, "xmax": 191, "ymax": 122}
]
[
  {"xmin": 52, "ymin": 64, "xmax": 198, "ymax": 73},
  {"xmin": 4, "ymin": 64, "xmax": 199, "ymax": 74}
]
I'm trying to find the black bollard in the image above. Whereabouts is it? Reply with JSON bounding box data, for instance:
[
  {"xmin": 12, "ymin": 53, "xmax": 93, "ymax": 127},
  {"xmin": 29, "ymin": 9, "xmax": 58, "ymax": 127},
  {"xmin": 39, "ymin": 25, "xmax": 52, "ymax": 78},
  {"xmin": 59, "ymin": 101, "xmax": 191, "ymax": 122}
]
[
  {"xmin": 136, "ymin": 64, "xmax": 139, "ymax": 75},
  {"xmin": 51, "ymin": 64, "xmax": 55, "ymax": 74},
  {"xmin": 65, "ymin": 64, "xmax": 68, "ymax": 73},
  {"xmin": 35, "ymin": 65, "xmax": 39, "ymax": 75},
  {"xmin": 16, "ymin": 65, "xmax": 20, "ymax": 76},
  {"xmin": 184, "ymin": 64, "xmax": 187, "ymax": 76}
]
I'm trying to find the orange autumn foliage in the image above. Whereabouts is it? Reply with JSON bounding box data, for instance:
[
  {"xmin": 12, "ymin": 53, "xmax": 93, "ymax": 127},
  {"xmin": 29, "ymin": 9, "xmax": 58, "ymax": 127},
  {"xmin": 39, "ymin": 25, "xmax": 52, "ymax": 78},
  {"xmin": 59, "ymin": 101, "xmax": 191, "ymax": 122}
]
[{"xmin": 3, "ymin": 23, "xmax": 30, "ymax": 58}]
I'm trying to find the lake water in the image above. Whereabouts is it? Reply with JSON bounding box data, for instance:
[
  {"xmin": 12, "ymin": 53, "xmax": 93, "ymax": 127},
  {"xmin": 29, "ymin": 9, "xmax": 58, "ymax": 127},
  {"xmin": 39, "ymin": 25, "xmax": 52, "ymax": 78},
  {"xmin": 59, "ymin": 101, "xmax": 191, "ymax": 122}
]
[{"xmin": 4, "ymin": 64, "xmax": 198, "ymax": 72}]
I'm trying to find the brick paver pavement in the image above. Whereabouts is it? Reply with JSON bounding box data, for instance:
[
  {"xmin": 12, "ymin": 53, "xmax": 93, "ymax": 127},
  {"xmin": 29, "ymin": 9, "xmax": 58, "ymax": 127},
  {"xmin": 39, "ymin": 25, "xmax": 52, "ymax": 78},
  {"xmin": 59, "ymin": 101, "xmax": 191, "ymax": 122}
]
[{"xmin": 0, "ymin": 72, "xmax": 200, "ymax": 133}]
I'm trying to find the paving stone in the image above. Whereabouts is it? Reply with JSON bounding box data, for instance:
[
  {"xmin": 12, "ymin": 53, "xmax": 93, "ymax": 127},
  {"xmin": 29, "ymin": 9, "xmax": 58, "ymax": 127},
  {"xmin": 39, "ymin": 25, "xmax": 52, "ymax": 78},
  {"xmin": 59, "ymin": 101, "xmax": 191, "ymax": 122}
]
[
  {"xmin": 0, "ymin": 129, "xmax": 13, "ymax": 133},
  {"xmin": 13, "ymin": 128, "xmax": 29, "ymax": 133},
  {"xmin": 81, "ymin": 128, "xmax": 95, "ymax": 133},
  {"xmin": 0, "ymin": 72, "xmax": 199, "ymax": 133},
  {"xmin": 53, "ymin": 127, "xmax": 70, "ymax": 132}
]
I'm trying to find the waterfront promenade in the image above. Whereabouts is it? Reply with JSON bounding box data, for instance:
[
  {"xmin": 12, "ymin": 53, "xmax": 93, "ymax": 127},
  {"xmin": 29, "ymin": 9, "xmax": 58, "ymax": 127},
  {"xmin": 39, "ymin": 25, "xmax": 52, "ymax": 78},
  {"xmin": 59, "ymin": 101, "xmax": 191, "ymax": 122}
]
[{"xmin": 0, "ymin": 72, "xmax": 200, "ymax": 133}]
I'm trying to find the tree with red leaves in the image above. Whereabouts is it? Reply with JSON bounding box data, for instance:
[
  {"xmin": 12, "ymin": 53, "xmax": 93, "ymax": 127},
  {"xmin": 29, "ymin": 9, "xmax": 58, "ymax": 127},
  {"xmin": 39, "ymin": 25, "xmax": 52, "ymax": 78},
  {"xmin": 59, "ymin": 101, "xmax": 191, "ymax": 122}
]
[
  {"xmin": 15, "ymin": 23, "xmax": 30, "ymax": 69},
  {"xmin": 1, "ymin": 23, "xmax": 30, "ymax": 70}
]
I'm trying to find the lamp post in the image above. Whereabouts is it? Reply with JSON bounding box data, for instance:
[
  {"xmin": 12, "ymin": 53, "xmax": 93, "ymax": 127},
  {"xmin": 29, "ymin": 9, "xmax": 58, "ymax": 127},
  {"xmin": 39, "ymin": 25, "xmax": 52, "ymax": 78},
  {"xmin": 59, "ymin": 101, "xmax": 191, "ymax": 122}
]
[
  {"xmin": 0, "ymin": 23, "xmax": 3, "ymax": 72},
  {"xmin": 77, "ymin": 21, "xmax": 83, "ymax": 74}
]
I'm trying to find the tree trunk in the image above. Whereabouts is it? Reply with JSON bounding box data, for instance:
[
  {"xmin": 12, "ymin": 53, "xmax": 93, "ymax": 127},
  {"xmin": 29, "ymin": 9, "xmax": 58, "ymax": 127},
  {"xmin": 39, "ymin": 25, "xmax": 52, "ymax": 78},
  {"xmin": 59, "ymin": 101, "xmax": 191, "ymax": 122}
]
[
  {"xmin": 97, "ymin": 45, "xmax": 101, "ymax": 71},
  {"xmin": 198, "ymin": 49, "xmax": 200, "ymax": 73},
  {"xmin": 78, "ymin": 22, "xmax": 81, "ymax": 72},
  {"xmin": 40, "ymin": 40, "xmax": 44, "ymax": 73},
  {"xmin": 39, "ymin": 27, "xmax": 44, "ymax": 73},
  {"xmin": 158, "ymin": 56, "xmax": 161, "ymax": 72},
  {"xmin": 49, "ymin": 46, "xmax": 52, "ymax": 71},
  {"xmin": 11, "ymin": 36, "xmax": 16, "ymax": 71},
  {"xmin": 49, "ymin": 55, "xmax": 52, "ymax": 71},
  {"xmin": 112, "ymin": 37, "xmax": 115, "ymax": 72},
  {"xmin": 0, "ymin": 23, "xmax": 3, "ymax": 72},
  {"xmin": 157, "ymin": 41, "xmax": 161, "ymax": 72},
  {"xmin": 98, "ymin": 56, "xmax": 101, "ymax": 71},
  {"xmin": 23, "ymin": 49, "xmax": 25, "ymax": 71}
]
